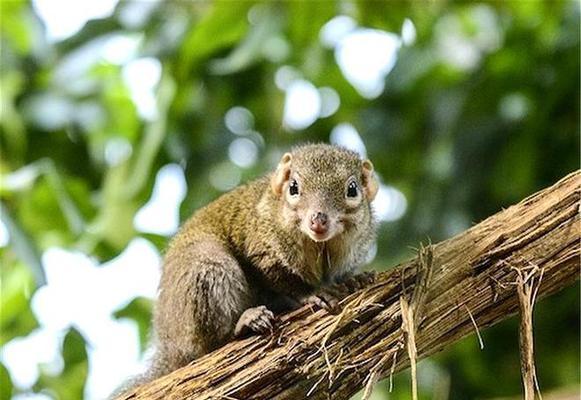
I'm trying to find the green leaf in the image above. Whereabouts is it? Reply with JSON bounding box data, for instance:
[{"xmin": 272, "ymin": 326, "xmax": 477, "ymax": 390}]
[
  {"xmin": 92, "ymin": 63, "xmax": 140, "ymax": 144},
  {"xmin": 210, "ymin": 5, "xmax": 283, "ymax": 75},
  {"xmin": 177, "ymin": 2, "xmax": 253, "ymax": 78},
  {"xmin": 17, "ymin": 177, "xmax": 74, "ymax": 248},
  {"xmin": 35, "ymin": 328, "xmax": 88, "ymax": 400},
  {"xmin": 0, "ymin": 202, "xmax": 45, "ymax": 286},
  {"xmin": 0, "ymin": 260, "xmax": 39, "ymax": 346},
  {"xmin": 0, "ymin": 362, "xmax": 14, "ymax": 400},
  {"xmin": 140, "ymin": 233, "xmax": 169, "ymax": 254},
  {"xmin": 61, "ymin": 328, "xmax": 88, "ymax": 366},
  {"xmin": 0, "ymin": 71, "xmax": 27, "ymax": 164},
  {"xmin": 287, "ymin": 1, "xmax": 335, "ymax": 52},
  {"xmin": 6, "ymin": 158, "xmax": 87, "ymax": 239},
  {"xmin": 113, "ymin": 297, "xmax": 153, "ymax": 352},
  {"xmin": 0, "ymin": 0, "xmax": 33, "ymax": 54}
]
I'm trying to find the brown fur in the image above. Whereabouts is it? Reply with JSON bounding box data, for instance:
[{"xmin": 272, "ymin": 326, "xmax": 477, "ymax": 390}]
[{"xmin": 142, "ymin": 144, "xmax": 377, "ymax": 382}]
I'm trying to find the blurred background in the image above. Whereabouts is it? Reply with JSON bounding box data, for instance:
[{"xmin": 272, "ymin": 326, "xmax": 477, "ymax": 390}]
[{"xmin": 0, "ymin": 1, "xmax": 579, "ymax": 399}]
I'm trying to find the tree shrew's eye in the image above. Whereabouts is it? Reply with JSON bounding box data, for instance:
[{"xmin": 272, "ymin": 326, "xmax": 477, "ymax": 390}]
[
  {"xmin": 347, "ymin": 181, "xmax": 358, "ymax": 198},
  {"xmin": 289, "ymin": 179, "xmax": 299, "ymax": 196}
]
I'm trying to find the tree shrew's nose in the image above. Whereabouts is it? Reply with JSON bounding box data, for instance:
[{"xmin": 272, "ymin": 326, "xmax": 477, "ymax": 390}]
[{"xmin": 310, "ymin": 212, "xmax": 328, "ymax": 233}]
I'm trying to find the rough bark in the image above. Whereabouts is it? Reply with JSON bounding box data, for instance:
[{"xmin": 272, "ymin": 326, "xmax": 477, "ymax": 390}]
[{"xmin": 120, "ymin": 171, "xmax": 580, "ymax": 400}]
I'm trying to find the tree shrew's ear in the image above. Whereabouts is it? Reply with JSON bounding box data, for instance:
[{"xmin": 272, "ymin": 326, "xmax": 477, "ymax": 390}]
[
  {"xmin": 362, "ymin": 159, "xmax": 378, "ymax": 201},
  {"xmin": 271, "ymin": 153, "xmax": 292, "ymax": 196}
]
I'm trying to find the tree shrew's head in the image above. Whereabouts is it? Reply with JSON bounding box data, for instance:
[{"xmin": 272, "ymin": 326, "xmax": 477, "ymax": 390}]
[{"xmin": 270, "ymin": 143, "xmax": 378, "ymax": 242}]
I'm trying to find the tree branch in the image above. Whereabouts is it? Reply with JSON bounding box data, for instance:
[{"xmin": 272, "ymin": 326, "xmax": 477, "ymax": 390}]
[{"xmin": 120, "ymin": 171, "xmax": 580, "ymax": 400}]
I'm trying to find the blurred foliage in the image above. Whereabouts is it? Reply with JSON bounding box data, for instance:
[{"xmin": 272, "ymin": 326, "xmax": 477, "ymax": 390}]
[
  {"xmin": 113, "ymin": 297, "xmax": 153, "ymax": 353},
  {"xmin": 0, "ymin": 361, "xmax": 13, "ymax": 400},
  {"xmin": 33, "ymin": 329, "xmax": 88, "ymax": 400},
  {"xmin": 0, "ymin": 1, "xmax": 579, "ymax": 399},
  {"xmin": 0, "ymin": 261, "xmax": 38, "ymax": 346}
]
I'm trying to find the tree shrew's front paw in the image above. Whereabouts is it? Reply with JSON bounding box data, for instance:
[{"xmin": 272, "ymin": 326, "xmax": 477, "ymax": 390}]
[
  {"xmin": 234, "ymin": 305, "xmax": 276, "ymax": 337},
  {"xmin": 324, "ymin": 271, "xmax": 377, "ymax": 301},
  {"xmin": 300, "ymin": 272, "xmax": 377, "ymax": 315},
  {"xmin": 339, "ymin": 270, "xmax": 377, "ymax": 293},
  {"xmin": 300, "ymin": 290, "xmax": 342, "ymax": 314}
]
